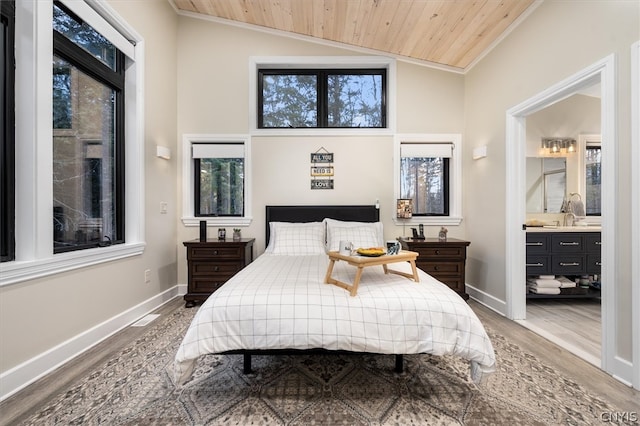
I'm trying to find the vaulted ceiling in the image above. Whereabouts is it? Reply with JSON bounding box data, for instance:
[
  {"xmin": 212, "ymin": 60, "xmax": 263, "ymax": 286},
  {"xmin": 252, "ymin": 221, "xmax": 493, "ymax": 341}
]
[{"xmin": 172, "ymin": 0, "xmax": 538, "ymax": 71}]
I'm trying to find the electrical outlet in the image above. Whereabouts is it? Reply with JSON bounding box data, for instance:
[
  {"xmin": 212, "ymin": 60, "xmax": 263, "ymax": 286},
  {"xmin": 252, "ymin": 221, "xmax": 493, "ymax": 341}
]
[{"xmin": 144, "ymin": 269, "xmax": 151, "ymax": 284}]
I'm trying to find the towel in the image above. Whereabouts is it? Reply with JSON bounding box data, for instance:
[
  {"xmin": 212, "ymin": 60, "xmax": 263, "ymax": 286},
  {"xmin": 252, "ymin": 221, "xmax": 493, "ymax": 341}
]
[
  {"xmin": 571, "ymin": 199, "xmax": 585, "ymax": 217},
  {"xmin": 527, "ymin": 286, "xmax": 561, "ymax": 295},
  {"xmin": 527, "ymin": 278, "xmax": 561, "ymax": 288},
  {"xmin": 557, "ymin": 276, "xmax": 577, "ymax": 288},
  {"xmin": 538, "ymin": 275, "xmax": 556, "ymax": 280}
]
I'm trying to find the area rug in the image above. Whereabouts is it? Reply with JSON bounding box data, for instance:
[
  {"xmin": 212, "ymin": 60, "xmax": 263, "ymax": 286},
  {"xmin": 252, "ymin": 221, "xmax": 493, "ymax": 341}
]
[{"xmin": 19, "ymin": 303, "xmax": 631, "ymax": 425}]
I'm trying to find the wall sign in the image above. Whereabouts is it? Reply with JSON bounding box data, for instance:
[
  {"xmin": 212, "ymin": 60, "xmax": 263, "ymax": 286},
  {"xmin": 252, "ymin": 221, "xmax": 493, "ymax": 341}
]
[{"xmin": 310, "ymin": 147, "xmax": 334, "ymax": 190}]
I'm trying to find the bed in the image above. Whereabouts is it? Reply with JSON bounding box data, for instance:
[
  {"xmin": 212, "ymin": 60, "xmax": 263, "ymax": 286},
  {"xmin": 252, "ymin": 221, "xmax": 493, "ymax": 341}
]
[{"xmin": 174, "ymin": 205, "xmax": 496, "ymax": 385}]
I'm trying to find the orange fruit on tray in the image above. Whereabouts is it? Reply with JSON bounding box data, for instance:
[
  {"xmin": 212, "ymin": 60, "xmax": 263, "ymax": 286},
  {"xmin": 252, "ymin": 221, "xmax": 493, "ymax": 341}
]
[{"xmin": 356, "ymin": 247, "xmax": 386, "ymax": 256}]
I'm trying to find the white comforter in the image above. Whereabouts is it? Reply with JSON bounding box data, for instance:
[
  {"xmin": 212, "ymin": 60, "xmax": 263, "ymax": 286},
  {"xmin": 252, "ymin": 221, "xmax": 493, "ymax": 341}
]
[{"xmin": 174, "ymin": 254, "xmax": 496, "ymax": 384}]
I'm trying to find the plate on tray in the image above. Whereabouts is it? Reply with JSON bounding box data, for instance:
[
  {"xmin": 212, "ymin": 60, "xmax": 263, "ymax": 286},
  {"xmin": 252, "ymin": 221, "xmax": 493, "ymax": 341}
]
[{"xmin": 356, "ymin": 248, "xmax": 386, "ymax": 257}]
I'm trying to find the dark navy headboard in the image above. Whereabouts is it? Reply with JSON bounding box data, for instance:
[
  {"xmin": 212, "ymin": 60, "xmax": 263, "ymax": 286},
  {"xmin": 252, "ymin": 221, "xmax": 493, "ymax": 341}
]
[{"xmin": 265, "ymin": 205, "xmax": 380, "ymax": 245}]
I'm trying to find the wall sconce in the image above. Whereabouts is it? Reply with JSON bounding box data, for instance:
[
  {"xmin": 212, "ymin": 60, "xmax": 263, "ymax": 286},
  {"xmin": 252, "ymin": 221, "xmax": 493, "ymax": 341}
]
[
  {"xmin": 541, "ymin": 137, "xmax": 576, "ymax": 154},
  {"xmin": 472, "ymin": 145, "xmax": 487, "ymax": 160},
  {"xmin": 156, "ymin": 145, "xmax": 171, "ymax": 160}
]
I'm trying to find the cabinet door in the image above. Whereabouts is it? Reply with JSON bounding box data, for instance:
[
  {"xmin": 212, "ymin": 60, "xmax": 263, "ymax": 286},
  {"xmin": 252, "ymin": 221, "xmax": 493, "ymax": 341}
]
[
  {"xmin": 551, "ymin": 234, "xmax": 584, "ymax": 253},
  {"xmin": 526, "ymin": 255, "xmax": 550, "ymax": 275},
  {"xmin": 585, "ymin": 234, "xmax": 602, "ymax": 253},
  {"xmin": 552, "ymin": 254, "xmax": 586, "ymax": 275},
  {"xmin": 526, "ymin": 234, "xmax": 549, "ymax": 254}
]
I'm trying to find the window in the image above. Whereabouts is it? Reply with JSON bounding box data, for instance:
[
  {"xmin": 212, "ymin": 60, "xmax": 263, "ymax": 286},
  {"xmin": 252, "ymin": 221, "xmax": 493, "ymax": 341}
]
[
  {"xmin": 1, "ymin": 0, "xmax": 143, "ymax": 285},
  {"xmin": 52, "ymin": 2, "xmax": 125, "ymax": 253},
  {"xmin": 193, "ymin": 143, "xmax": 245, "ymax": 217},
  {"xmin": 394, "ymin": 135, "xmax": 462, "ymax": 225},
  {"xmin": 585, "ymin": 144, "xmax": 601, "ymax": 216},
  {"xmin": 1, "ymin": 0, "xmax": 15, "ymax": 262},
  {"xmin": 182, "ymin": 135, "xmax": 252, "ymax": 227},
  {"xmin": 258, "ymin": 69, "xmax": 385, "ymax": 129}
]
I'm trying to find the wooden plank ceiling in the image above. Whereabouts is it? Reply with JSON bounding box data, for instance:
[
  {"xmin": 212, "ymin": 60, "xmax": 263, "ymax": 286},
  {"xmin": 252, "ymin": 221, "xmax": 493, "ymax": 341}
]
[{"xmin": 173, "ymin": 0, "xmax": 536, "ymax": 71}]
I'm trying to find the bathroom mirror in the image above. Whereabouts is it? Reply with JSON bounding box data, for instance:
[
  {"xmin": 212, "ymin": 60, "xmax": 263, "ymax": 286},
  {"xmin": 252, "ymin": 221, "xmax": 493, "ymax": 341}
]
[{"xmin": 526, "ymin": 157, "xmax": 566, "ymax": 213}]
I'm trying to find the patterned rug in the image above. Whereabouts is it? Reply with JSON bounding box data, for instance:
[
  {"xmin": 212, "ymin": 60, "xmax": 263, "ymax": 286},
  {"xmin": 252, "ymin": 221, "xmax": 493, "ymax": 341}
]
[{"xmin": 18, "ymin": 303, "xmax": 631, "ymax": 425}]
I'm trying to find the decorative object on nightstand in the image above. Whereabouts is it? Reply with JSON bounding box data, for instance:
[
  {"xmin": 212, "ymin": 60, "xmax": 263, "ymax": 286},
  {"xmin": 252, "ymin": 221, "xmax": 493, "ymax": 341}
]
[
  {"xmin": 217, "ymin": 228, "xmax": 226, "ymax": 240},
  {"xmin": 438, "ymin": 227, "xmax": 448, "ymax": 242},
  {"xmin": 183, "ymin": 238, "xmax": 254, "ymax": 307},
  {"xmin": 233, "ymin": 228, "xmax": 241, "ymax": 241},
  {"xmin": 396, "ymin": 198, "xmax": 413, "ymax": 238},
  {"xmin": 400, "ymin": 238, "xmax": 470, "ymax": 300}
]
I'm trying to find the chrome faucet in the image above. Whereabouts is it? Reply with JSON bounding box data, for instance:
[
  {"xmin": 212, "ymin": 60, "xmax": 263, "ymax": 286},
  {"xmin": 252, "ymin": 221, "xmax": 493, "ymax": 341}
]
[{"xmin": 563, "ymin": 200, "xmax": 576, "ymax": 226}]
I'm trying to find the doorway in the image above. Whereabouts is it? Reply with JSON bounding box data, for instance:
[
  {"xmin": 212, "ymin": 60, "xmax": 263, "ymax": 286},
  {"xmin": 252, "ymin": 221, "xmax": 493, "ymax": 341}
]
[{"xmin": 504, "ymin": 55, "xmax": 616, "ymax": 374}]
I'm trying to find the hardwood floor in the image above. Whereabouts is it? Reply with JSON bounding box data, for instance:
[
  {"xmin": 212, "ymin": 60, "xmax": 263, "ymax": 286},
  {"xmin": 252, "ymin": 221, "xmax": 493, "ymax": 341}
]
[
  {"xmin": 1, "ymin": 297, "xmax": 637, "ymax": 425},
  {"xmin": 521, "ymin": 298, "xmax": 601, "ymax": 366}
]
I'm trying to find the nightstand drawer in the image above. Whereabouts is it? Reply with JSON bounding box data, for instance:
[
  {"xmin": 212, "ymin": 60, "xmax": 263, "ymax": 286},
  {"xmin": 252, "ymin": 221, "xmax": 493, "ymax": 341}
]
[
  {"xmin": 191, "ymin": 261, "xmax": 243, "ymax": 276},
  {"xmin": 190, "ymin": 277, "xmax": 226, "ymax": 294},
  {"xmin": 418, "ymin": 261, "xmax": 463, "ymax": 275},
  {"xmin": 417, "ymin": 247, "xmax": 465, "ymax": 259},
  {"xmin": 189, "ymin": 246, "xmax": 244, "ymax": 260}
]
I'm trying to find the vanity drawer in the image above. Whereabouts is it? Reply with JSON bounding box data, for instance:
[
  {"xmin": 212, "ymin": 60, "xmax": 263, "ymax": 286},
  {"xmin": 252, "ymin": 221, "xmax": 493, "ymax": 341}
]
[
  {"xmin": 587, "ymin": 254, "xmax": 602, "ymax": 274},
  {"xmin": 526, "ymin": 234, "xmax": 549, "ymax": 254},
  {"xmin": 551, "ymin": 254, "xmax": 586, "ymax": 274},
  {"xmin": 585, "ymin": 234, "xmax": 602, "ymax": 253},
  {"xmin": 551, "ymin": 234, "xmax": 584, "ymax": 253},
  {"xmin": 526, "ymin": 256, "xmax": 550, "ymax": 275}
]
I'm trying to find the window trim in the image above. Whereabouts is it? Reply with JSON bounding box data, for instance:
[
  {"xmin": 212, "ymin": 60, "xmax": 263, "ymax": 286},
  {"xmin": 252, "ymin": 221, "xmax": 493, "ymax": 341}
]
[
  {"xmin": 393, "ymin": 134, "xmax": 462, "ymax": 226},
  {"xmin": 181, "ymin": 134, "xmax": 253, "ymax": 228},
  {"xmin": 0, "ymin": 0, "xmax": 144, "ymax": 286},
  {"xmin": 249, "ymin": 56, "xmax": 396, "ymax": 136}
]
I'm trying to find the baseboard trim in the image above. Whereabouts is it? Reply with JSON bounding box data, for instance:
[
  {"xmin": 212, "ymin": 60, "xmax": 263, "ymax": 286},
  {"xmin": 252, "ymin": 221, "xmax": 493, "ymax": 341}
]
[
  {"xmin": 466, "ymin": 284, "xmax": 507, "ymax": 316},
  {"xmin": 0, "ymin": 286, "xmax": 180, "ymax": 402}
]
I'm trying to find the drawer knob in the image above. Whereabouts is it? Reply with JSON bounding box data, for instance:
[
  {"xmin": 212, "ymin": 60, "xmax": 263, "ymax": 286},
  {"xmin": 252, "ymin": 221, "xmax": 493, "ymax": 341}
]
[
  {"xmin": 559, "ymin": 262, "xmax": 580, "ymax": 266},
  {"xmin": 214, "ymin": 266, "xmax": 219, "ymax": 272},
  {"xmin": 213, "ymin": 250, "xmax": 218, "ymax": 255},
  {"xmin": 595, "ymin": 241, "xmax": 602, "ymax": 245},
  {"xmin": 433, "ymin": 266, "xmax": 439, "ymax": 271},
  {"xmin": 435, "ymin": 250, "xmax": 440, "ymax": 255},
  {"xmin": 559, "ymin": 241, "xmax": 580, "ymax": 246},
  {"xmin": 596, "ymin": 261, "xmax": 602, "ymax": 266},
  {"xmin": 526, "ymin": 262, "xmax": 544, "ymax": 267},
  {"xmin": 526, "ymin": 242, "xmax": 543, "ymax": 246}
]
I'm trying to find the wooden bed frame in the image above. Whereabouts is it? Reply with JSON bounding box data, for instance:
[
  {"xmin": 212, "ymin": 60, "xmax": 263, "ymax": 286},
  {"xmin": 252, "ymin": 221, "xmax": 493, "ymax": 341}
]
[{"xmin": 229, "ymin": 205, "xmax": 406, "ymax": 374}]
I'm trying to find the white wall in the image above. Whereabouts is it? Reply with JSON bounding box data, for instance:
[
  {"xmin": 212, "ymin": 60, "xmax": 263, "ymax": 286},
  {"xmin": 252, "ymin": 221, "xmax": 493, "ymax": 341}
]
[{"xmin": 464, "ymin": 0, "xmax": 638, "ymax": 368}]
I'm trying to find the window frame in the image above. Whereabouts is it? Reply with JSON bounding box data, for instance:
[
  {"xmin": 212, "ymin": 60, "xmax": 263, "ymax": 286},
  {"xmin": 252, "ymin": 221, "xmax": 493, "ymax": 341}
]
[
  {"xmin": 257, "ymin": 68, "xmax": 386, "ymax": 129},
  {"xmin": 52, "ymin": 1, "xmax": 126, "ymax": 254},
  {"xmin": 1, "ymin": 0, "xmax": 16, "ymax": 262},
  {"xmin": 250, "ymin": 56, "xmax": 396, "ymax": 136},
  {"xmin": 577, "ymin": 134, "xmax": 602, "ymax": 223},
  {"xmin": 182, "ymin": 134, "xmax": 252, "ymax": 228},
  {"xmin": 393, "ymin": 134, "xmax": 462, "ymax": 226},
  {"xmin": 0, "ymin": 0, "xmax": 144, "ymax": 285}
]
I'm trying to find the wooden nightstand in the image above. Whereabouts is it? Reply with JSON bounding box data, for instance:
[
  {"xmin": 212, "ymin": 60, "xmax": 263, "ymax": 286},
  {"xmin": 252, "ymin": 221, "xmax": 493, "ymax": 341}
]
[
  {"xmin": 183, "ymin": 238, "xmax": 254, "ymax": 307},
  {"xmin": 400, "ymin": 238, "xmax": 470, "ymax": 300}
]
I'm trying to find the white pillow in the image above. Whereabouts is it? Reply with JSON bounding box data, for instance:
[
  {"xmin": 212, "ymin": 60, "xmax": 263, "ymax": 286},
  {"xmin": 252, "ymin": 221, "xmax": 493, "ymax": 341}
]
[
  {"xmin": 324, "ymin": 218, "xmax": 384, "ymax": 251},
  {"xmin": 266, "ymin": 222, "xmax": 326, "ymax": 255}
]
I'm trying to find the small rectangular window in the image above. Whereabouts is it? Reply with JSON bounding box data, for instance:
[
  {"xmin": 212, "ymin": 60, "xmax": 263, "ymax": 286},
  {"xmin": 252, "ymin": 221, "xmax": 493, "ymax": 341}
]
[
  {"xmin": 585, "ymin": 145, "xmax": 601, "ymax": 216},
  {"xmin": 193, "ymin": 143, "xmax": 245, "ymax": 217},
  {"xmin": 399, "ymin": 143, "xmax": 452, "ymax": 216},
  {"xmin": 258, "ymin": 69, "xmax": 386, "ymax": 129}
]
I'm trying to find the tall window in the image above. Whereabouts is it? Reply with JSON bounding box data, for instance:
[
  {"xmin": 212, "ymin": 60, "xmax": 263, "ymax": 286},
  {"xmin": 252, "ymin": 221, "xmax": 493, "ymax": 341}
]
[
  {"xmin": 585, "ymin": 144, "xmax": 602, "ymax": 216},
  {"xmin": 258, "ymin": 69, "xmax": 386, "ymax": 129},
  {"xmin": 1, "ymin": 0, "xmax": 16, "ymax": 262},
  {"xmin": 52, "ymin": 2, "xmax": 125, "ymax": 253},
  {"xmin": 193, "ymin": 143, "xmax": 245, "ymax": 217},
  {"xmin": 399, "ymin": 143, "xmax": 452, "ymax": 216}
]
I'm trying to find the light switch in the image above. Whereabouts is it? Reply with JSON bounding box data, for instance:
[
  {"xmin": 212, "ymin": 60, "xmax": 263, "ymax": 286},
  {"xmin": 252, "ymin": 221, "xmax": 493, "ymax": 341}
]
[{"xmin": 160, "ymin": 202, "xmax": 168, "ymax": 214}]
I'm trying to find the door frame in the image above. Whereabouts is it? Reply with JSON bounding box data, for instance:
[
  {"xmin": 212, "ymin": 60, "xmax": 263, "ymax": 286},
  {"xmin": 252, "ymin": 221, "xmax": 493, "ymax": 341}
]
[{"xmin": 505, "ymin": 55, "xmax": 616, "ymax": 373}]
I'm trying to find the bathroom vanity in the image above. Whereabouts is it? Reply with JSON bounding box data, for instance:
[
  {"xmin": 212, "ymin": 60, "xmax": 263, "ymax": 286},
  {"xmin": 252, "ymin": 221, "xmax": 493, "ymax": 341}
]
[{"xmin": 526, "ymin": 227, "xmax": 601, "ymax": 298}]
